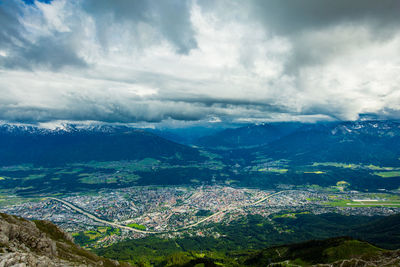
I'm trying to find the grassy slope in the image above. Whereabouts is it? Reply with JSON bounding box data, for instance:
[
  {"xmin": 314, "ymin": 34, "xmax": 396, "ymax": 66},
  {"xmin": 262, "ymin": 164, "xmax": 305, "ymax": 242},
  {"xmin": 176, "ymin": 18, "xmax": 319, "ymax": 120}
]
[
  {"xmin": 94, "ymin": 213, "xmax": 400, "ymax": 266},
  {"xmin": 242, "ymin": 237, "xmax": 382, "ymax": 266},
  {"xmin": 96, "ymin": 236, "xmax": 395, "ymax": 266}
]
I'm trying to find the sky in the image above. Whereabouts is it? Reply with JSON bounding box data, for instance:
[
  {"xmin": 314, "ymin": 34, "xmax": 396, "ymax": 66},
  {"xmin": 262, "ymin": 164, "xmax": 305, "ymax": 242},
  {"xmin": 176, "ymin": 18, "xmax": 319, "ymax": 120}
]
[{"xmin": 1, "ymin": 0, "xmax": 400, "ymax": 126}]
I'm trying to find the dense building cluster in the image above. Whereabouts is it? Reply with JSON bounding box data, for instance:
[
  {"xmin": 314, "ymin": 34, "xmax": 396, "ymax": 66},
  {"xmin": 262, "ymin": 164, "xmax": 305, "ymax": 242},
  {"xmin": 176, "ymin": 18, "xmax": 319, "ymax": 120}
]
[{"xmin": 2, "ymin": 185, "xmax": 399, "ymax": 247}]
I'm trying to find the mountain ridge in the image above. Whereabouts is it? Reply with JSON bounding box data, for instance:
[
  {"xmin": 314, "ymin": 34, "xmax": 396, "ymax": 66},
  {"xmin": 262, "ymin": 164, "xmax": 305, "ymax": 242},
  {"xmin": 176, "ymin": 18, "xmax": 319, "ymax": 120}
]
[{"xmin": 0, "ymin": 124, "xmax": 204, "ymax": 166}]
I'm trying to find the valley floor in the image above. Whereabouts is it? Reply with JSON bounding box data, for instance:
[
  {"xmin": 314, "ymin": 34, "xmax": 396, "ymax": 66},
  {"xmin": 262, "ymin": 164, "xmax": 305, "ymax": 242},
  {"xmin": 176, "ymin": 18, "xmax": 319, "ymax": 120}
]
[{"xmin": 2, "ymin": 185, "xmax": 399, "ymax": 249}]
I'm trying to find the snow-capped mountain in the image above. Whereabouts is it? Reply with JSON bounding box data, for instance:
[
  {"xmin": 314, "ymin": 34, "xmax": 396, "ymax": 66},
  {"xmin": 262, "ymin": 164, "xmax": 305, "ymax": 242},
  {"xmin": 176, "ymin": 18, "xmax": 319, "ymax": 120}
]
[{"xmin": 0, "ymin": 123, "xmax": 203, "ymax": 166}]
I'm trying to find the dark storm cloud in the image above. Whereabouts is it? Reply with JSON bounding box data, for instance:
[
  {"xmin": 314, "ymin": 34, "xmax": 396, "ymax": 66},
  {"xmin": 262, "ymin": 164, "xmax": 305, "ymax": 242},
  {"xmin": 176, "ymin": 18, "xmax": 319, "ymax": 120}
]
[
  {"xmin": 246, "ymin": 0, "xmax": 400, "ymax": 73},
  {"xmin": 0, "ymin": 1, "xmax": 87, "ymax": 70},
  {"xmin": 0, "ymin": 0, "xmax": 196, "ymax": 70},
  {"xmin": 82, "ymin": 0, "xmax": 197, "ymax": 54},
  {"xmin": 160, "ymin": 94, "xmax": 287, "ymax": 113},
  {"xmin": 1, "ymin": 34, "xmax": 87, "ymax": 70},
  {"xmin": 0, "ymin": 78, "xmax": 292, "ymax": 123},
  {"xmin": 0, "ymin": 1, "xmax": 24, "ymax": 51},
  {"xmin": 250, "ymin": 0, "xmax": 400, "ymax": 35}
]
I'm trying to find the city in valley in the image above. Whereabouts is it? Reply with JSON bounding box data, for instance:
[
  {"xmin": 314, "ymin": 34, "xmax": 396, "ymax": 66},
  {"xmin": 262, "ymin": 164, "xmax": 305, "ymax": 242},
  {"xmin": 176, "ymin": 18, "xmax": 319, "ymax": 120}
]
[{"xmin": 2, "ymin": 185, "xmax": 399, "ymax": 248}]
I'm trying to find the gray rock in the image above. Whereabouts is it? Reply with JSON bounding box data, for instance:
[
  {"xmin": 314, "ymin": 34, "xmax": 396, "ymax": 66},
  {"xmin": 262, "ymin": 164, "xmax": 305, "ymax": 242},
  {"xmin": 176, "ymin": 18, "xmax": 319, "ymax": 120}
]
[{"xmin": 0, "ymin": 213, "xmax": 128, "ymax": 267}]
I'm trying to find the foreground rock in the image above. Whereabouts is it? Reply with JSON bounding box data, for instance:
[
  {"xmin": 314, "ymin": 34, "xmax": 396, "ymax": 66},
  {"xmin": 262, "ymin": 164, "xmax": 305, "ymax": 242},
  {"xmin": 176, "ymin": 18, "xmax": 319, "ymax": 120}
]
[{"xmin": 0, "ymin": 213, "xmax": 130, "ymax": 267}]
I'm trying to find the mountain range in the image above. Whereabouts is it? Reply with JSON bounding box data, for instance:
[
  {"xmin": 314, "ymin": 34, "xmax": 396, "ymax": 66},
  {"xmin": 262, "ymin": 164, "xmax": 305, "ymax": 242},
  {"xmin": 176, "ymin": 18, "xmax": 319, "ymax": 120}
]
[
  {"xmin": 197, "ymin": 120, "xmax": 400, "ymax": 166},
  {"xmin": 0, "ymin": 124, "xmax": 203, "ymax": 166},
  {"xmin": 1, "ymin": 120, "xmax": 400, "ymax": 168}
]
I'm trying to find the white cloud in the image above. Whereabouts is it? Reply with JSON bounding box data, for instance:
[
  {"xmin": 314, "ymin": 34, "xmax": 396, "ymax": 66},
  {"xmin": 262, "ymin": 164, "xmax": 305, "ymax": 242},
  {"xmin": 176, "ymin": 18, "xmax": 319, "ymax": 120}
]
[{"xmin": 0, "ymin": 0, "xmax": 399, "ymax": 124}]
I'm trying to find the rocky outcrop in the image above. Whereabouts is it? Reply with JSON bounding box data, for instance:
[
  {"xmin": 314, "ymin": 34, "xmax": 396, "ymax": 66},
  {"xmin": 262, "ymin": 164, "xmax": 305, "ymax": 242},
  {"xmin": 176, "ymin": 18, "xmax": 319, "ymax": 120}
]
[{"xmin": 0, "ymin": 213, "xmax": 129, "ymax": 267}]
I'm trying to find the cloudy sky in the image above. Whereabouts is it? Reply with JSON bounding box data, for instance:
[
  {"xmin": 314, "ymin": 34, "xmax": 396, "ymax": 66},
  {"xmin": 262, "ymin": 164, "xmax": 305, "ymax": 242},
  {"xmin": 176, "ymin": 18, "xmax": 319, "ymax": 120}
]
[{"xmin": 1, "ymin": 0, "xmax": 400, "ymax": 125}]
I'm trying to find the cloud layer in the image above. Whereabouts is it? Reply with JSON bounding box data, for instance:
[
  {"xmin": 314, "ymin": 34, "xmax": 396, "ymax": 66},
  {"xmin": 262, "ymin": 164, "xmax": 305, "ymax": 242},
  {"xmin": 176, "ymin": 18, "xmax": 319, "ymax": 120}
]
[{"xmin": 1, "ymin": 0, "xmax": 400, "ymax": 124}]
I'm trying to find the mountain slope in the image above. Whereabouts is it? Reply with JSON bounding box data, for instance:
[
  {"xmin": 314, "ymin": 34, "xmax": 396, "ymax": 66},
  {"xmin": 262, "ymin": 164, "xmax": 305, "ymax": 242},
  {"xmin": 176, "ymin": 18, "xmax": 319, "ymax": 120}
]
[
  {"xmin": 241, "ymin": 236, "xmax": 400, "ymax": 267},
  {"xmin": 95, "ymin": 213, "xmax": 400, "ymax": 266},
  {"xmin": 195, "ymin": 120, "xmax": 400, "ymax": 165},
  {"xmin": 196, "ymin": 122, "xmax": 302, "ymax": 149},
  {"xmin": 352, "ymin": 213, "xmax": 400, "ymax": 250},
  {"xmin": 0, "ymin": 124, "xmax": 203, "ymax": 166},
  {"xmin": 0, "ymin": 212, "xmax": 129, "ymax": 267},
  {"xmin": 96, "ymin": 235, "xmax": 400, "ymax": 266},
  {"xmin": 249, "ymin": 120, "xmax": 400, "ymax": 165}
]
